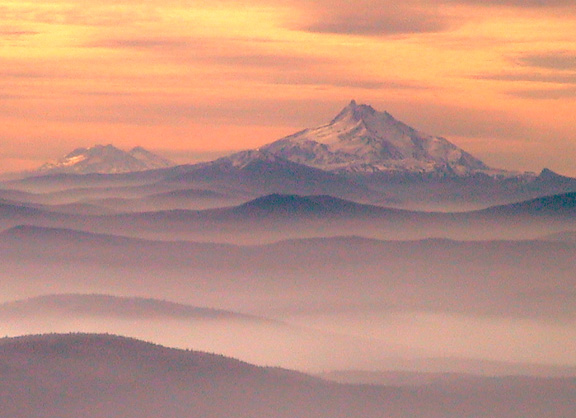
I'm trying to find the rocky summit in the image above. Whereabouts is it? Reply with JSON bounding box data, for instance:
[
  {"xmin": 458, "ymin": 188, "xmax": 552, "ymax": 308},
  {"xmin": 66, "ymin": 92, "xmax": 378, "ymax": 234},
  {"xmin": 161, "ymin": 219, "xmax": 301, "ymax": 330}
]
[{"xmin": 261, "ymin": 100, "xmax": 489, "ymax": 175}]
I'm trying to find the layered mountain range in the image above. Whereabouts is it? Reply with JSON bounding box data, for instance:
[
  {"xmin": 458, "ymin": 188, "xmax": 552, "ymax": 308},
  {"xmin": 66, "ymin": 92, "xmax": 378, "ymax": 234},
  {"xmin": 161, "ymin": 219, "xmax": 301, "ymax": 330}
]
[
  {"xmin": 32, "ymin": 101, "xmax": 498, "ymax": 177},
  {"xmin": 19, "ymin": 101, "xmax": 576, "ymax": 210},
  {"xmin": 3, "ymin": 102, "xmax": 576, "ymax": 418}
]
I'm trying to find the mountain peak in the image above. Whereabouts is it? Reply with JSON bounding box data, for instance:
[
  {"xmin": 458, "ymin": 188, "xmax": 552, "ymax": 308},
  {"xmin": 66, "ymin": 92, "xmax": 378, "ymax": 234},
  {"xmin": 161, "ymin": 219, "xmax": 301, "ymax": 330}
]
[
  {"xmin": 536, "ymin": 168, "xmax": 570, "ymax": 181},
  {"xmin": 261, "ymin": 101, "xmax": 489, "ymax": 175},
  {"xmin": 37, "ymin": 144, "xmax": 174, "ymax": 175},
  {"xmin": 332, "ymin": 100, "xmax": 378, "ymax": 124},
  {"xmin": 234, "ymin": 193, "xmax": 374, "ymax": 217}
]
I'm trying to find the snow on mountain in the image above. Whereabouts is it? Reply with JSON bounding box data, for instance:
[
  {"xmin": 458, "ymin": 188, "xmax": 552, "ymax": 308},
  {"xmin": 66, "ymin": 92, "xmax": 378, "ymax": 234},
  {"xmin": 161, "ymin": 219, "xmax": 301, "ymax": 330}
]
[
  {"xmin": 129, "ymin": 146, "xmax": 174, "ymax": 169},
  {"xmin": 220, "ymin": 149, "xmax": 287, "ymax": 169},
  {"xmin": 37, "ymin": 144, "xmax": 174, "ymax": 174},
  {"xmin": 261, "ymin": 100, "xmax": 489, "ymax": 175},
  {"xmin": 163, "ymin": 149, "xmax": 376, "ymax": 200}
]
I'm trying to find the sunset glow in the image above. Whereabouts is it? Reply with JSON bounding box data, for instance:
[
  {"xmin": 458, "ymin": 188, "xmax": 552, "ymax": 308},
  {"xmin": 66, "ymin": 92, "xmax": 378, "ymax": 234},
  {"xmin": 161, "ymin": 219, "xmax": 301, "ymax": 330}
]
[{"xmin": 1, "ymin": 0, "xmax": 575, "ymax": 174}]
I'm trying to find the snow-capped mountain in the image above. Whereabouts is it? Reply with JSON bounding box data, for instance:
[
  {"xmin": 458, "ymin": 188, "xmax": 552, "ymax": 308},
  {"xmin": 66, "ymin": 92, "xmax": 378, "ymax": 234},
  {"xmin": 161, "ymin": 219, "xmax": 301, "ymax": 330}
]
[
  {"xmin": 261, "ymin": 100, "xmax": 489, "ymax": 175},
  {"xmin": 37, "ymin": 144, "xmax": 174, "ymax": 174}
]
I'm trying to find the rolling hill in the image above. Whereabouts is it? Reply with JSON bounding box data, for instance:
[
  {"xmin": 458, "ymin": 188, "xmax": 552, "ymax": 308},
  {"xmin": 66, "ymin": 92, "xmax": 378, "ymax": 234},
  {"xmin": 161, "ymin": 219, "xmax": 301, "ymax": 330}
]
[{"xmin": 1, "ymin": 333, "xmax": 575, "ymax": 418}]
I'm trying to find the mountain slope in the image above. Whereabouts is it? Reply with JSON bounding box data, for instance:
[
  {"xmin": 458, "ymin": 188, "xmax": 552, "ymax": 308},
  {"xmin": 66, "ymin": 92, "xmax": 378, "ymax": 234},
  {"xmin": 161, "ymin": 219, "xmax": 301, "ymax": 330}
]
[
  {"xmin": 84, "ymin": 188, "xmax": 244, "ymax": 212},
  {"xmin": 261, "ymin": 100, "xmax": 488, "ymax": 175},
  {"xmin": 475, "ymin": 192, "xmax": 576, "ymax": 217},
  {"xmin": 0, "ymin": 293, "xmax": 414, "ymax": 371},
  {"xmin": 228, "ymin": 193, "xmax": 407, "ymax": 218},
  {"xmin": 128, "ymin": 146, "xmax": 173, "ymax": 169},
  {"xmin": 160, "ymin": 149, "xmax": 375, "ymax": 200},
  {"xmin": 1, "ymin": 333, "xmax": 575, "ymax": 418},
  {"xmin": 0, "ymin": 294, "xmax": 256, "ymax": 321}
]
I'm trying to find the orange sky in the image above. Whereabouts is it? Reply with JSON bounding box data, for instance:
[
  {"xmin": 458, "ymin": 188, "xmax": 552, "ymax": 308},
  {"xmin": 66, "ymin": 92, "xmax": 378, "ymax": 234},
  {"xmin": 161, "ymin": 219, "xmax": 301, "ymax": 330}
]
[{"xmin": 1, "ymin": 0, "xmax": 575, "ymax": 175}]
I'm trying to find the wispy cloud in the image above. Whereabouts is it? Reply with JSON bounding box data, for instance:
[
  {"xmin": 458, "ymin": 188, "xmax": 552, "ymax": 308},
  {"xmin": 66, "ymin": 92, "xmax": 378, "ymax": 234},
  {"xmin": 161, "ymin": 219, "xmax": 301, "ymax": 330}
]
[
  {"xmin": 88, "ymin": 35, "xmax": 328, "ymax": 70},
  {"xmin": 281, "ymin": 0, "xmax": 574, "ymax": 36},
  {"xmin": 473, "ymin": 51, "xmax": 576, "ymax": 89},
  {"xmin": 507, "ymin": 87, "xmax": 576, "ymax": 100},
  {"xmin": 89, "ymin": 37, "xmax": 195, "ymax": 50},
  {"xmin": 293, "ymin": 0, "xmax": 455, "ymax": 36},
  {"xmin": 0, "ymin": 30, "xmax": 39, "ymax": 36},
  {"xmin": 301, "ymin": 11, "xmax": 450, "ymax": 36},
  {"xmin": 0, "ymin": 94, "xmax": 26, "ymax": 100},
  {"xmin": 475, "ymin": 72, "xmax": 576, "ymax": 85},
  {"xmin": 515, "ymin": 51, "xmax": 576, "ymax": 71},
  {"xmin": 0, "ymin": 70, "xmax": 60, "ymax": 79},
  {"xmin": 272, "ymin": 75, "xmax": 427, "ymax": 90},
  {"xmin": 447, "ymin": 0, "xmax": 575, "ymax": 7},
  {"xmin": 0, "ymin": 3, "xmax": 161, "ymax": 27},
  {"xmin": 87, "ymin": 34, "xmax": 429, "ymax": 91}
]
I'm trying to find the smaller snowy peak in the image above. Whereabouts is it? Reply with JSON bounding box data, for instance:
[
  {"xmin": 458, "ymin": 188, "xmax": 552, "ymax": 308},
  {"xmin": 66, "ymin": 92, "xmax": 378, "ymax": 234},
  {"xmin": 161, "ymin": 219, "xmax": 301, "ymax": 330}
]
[
  {"xmin": 37, "ymin": 144, "xmax": 174, "ymax": 175},
  {"xmin": 261, "ymin": 100, "xmax": 490, "ymax": 175}
]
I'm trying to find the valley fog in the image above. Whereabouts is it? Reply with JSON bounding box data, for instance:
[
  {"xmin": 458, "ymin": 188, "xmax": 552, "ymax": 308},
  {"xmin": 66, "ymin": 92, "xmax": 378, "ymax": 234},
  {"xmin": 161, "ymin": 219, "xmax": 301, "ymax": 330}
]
[
  {"xmin": 2, "ymin": 302, "xmax": 576, "ymax": 373},
  {"xmin": 2, "ymin": 229, "xmax": 576, "ymax": 372}
]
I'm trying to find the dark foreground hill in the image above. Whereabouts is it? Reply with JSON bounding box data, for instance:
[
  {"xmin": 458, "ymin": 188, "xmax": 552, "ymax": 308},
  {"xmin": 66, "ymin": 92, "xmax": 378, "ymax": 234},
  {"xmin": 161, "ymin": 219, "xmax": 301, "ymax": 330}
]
[{"xmin": 1, "ymin": 334, "xmax": 575, "ymax": 418}]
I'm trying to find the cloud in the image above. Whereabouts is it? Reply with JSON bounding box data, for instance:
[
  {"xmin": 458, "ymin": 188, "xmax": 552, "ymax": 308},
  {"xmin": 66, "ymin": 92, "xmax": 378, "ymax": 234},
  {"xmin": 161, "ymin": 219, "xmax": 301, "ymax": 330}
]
[
  {"xmin": 0, "ymin": 70, "xmax": 60, "ymax": 79},
  {"xmin": 88, "ymin": 36, "xmax": 329, "ymax": 70},
  {"xmin": 474, "ymin": 72, "xmax": 576, "ymax": 85},
  {"xmin": 448, "ymin": 0, "xmax": 575, "ymax": 7},
  {"xmin": 0, "ymin": 59, "xmax": 74, "ymax": 80},
  {"xmin": 294, "ymin": 0, "xmax": 454, "ymax": 36},
  {"xmin": 378, "ymin": 99, "xmax": 541, "ymax": 142},
  {"xmin": 74, "ymin": 91, "xmax": 143, "ymax": 97},
  {"xmin": 87, "ymin": 34, "xmax": 428, "ymax": 91},
  {"xmin": 473, "ymin": 66, "xmax": 576, "ymax": 99},
  {"xmin": 0, "ymin": 3, "xmax": 161, "ymax": 27},
  {"xmin": 89, "ymin": 37, "xmax": 195, "ymax": 50},
  {"xmin": 272, "ymin": 75, "xmax": 427, "ymax": 90},
  {"xmin": 515, "ymin": 51, "xmax": 576, "ymax": 71},
  {"xmin": 0, "ymin": 30, "xmax": 39, "ymax": 36},
  {"xmin": 0, "ymin": 94, "xmax": 25, "ymax": 100},
  {"xmin": 281, "ymin": 0, "xmax": 573, "ymax": 36},
  {"xmin": 474, "ymin": 51, "xmax": 576, "ymax": 86},
  {"xmin": 506, "ymin": 87, "xmax": 576, "ymax": 100},
  {"xmin": 302, "ymin": 12, "xmax": 449, "ymax": 36}
]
